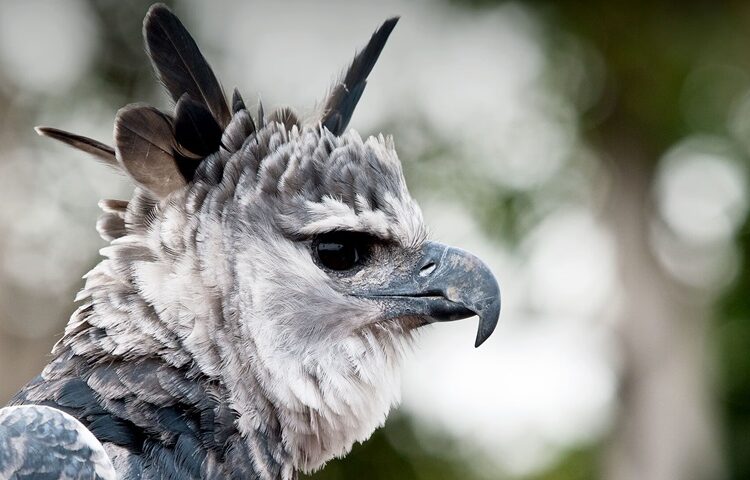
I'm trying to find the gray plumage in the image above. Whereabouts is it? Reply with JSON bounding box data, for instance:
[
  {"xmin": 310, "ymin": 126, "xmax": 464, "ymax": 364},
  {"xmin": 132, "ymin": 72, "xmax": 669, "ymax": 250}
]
[
  {"xmin": 2, "ymin": 3, "xmax": 501, "ymax": 479},
  {"xmin": 0, "ymin": 405, "xmax": 115, "ymax": 480},
  {"xmin": 231, "ymin": 87, "xmax": 246, "ymax": 114}
]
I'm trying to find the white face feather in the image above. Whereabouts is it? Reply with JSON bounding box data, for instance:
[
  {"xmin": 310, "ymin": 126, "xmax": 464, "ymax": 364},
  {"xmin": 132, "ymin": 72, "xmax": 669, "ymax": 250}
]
[
  {"xmin": 231, "ymin": 225, "xmax": 407, "ymax": 471},
  {"xmin": 220, "ymin": 128, "xmax": 425, "ymax": 471}
]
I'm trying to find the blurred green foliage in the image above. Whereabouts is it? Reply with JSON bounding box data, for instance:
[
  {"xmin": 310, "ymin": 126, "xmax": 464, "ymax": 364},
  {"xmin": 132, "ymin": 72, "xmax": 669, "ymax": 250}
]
[
  {"xmin": 720, "ymin": 216, "xmax": 750, "ymax": 476},
  {"xmin": 303, "ymin": 416, "xmax": 480, "ymax": 480},
  {"xmin": 447, "ymin": 1, "xmax": 750, "ymax": 479},
  {"xmin": 542, "ymin": 3, "xmax": 750, "ymax": 479},
  {"xmin": 305, "ymin": 416, "xmax": 600, "ymax": 480}
]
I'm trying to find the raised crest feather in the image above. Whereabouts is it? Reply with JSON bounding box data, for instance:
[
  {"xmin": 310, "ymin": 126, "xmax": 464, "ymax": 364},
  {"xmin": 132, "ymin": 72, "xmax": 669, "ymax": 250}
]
[
  {"xmin": 35, "ymin": 127, "xmax": 119, "ymax": 169},
  {"xmin": 231, "ymin": 88, "xmax": 246, "ymax": 114},
  {"xmin": 114, "ymin": 104, "xmax": 185, "ymax": 198},
  {"xmin": 36, "ymin": 7, "xmax": 399, "ymax": 203},
  {"xmin": 174, "ymin": 93, "xmax": 223, "ymax": 159},
  {"xmin": 321, "ymin": 17, "xmax": 399, "ymax": 135},
  {"xmin": 144, "ymin": 4, "xmax": 231, "ymax": 128}
]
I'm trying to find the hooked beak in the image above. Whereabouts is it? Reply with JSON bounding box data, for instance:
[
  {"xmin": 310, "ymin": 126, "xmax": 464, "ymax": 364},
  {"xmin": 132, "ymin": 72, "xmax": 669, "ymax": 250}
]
[{"xmin": 360, "ymin": 241, "xmax": 501, "ymax": 347}]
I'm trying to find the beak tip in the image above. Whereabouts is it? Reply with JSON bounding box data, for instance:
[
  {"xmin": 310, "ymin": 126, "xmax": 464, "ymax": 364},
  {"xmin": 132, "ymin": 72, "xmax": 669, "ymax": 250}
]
[
  {"xmin": 473, "ymin": 299, "xmax": 501, "ymax": 348},
  {"xmin": 473, "ymin": 319, "xmax": 497, "ymax": 348}
]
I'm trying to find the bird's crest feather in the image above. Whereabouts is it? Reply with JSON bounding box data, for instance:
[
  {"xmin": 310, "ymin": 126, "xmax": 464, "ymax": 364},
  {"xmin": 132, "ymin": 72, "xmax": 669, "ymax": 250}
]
[
  {"xmin": 320, "ymin": 17, "xmax": 399, "ymax": 135},
  {"xmin": 35, "ymin": 5, "xmax": 398, "ymax": 203},
  {"xmin": 114, "ymin": 104, "xmax": 185, "ymax": 198},
  {"xmin": 143, "ymin": 3, "xmax": 231, "ymax": 127},
  {"xmin": 35, "ymin": 127, "xmax": 119, "ymax": 169}
]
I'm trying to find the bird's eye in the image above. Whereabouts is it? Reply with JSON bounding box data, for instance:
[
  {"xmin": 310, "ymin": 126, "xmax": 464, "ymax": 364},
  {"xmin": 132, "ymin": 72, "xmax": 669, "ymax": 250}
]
[{"xmin": 314, "ymin": 231, "xmax": 372, "ymax": 271}]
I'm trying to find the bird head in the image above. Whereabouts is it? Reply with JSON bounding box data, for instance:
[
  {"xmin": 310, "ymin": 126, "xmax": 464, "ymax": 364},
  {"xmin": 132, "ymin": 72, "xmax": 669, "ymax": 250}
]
[{"xmin": 37, "ymin": 3, "xmax": 501, "ymax": 472}]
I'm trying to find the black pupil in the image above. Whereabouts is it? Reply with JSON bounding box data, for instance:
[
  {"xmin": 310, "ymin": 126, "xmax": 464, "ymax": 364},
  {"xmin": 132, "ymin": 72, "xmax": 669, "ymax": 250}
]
[{"xmin": 315, "ymin": 232, "xmax": 367, "ymax": 271}]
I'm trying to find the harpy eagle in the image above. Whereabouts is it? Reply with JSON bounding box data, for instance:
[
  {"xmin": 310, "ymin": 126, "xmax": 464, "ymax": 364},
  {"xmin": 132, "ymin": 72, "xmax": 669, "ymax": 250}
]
[{"xmin": 0, "ymin": 4, "xmax": 501, "ymax": 479}]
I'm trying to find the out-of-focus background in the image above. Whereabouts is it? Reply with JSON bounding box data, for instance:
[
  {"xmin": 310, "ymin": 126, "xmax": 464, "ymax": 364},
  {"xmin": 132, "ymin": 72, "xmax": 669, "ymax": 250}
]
[{"xmin": 0, "ymin": 1, "xmax": 748, "ymax": 479}]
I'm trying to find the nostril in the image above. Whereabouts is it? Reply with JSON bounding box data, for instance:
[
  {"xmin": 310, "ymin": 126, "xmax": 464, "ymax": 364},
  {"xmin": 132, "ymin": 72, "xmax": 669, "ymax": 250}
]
[{"xmin": 419, "ymin": 262, "xmax": 437, "ymax": 277}]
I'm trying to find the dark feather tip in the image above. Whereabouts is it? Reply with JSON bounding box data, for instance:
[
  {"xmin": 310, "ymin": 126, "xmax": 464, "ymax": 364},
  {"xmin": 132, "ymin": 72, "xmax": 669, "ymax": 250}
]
[
  {"xmin": 343, "ymin": 17, "xmax": 399, "ymax": 89},
  {"xmin": 257, "ymin": 99, "xmax": 265, "ymax": 128},
  {"xmin": 144, "ymin": 4, "xmax": 231, "ymax": 127},
  {"xmin": 231, "ymin": 87, "xmax": 246, "ymax": 114},
  {"xmin": 322, "ymin": 17, "xmax": 399, "ymax": 135},
  {"xmin": 35, "ymin": 126, "xmax": 119, "ymax": 168}
]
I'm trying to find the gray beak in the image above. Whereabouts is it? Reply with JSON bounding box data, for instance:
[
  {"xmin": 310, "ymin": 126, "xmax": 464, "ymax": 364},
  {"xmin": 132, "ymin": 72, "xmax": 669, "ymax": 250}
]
[{"xmin": 361, "ymin": 241, "xmax": 501, "ymax": 347}]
